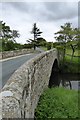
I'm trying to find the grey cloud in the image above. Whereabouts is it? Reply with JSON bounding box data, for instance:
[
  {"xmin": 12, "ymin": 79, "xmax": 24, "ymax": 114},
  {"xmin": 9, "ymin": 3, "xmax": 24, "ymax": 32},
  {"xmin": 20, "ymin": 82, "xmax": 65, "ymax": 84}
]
[
  {"xmin": 43, "ymin": 2, "xmax": 78, "ymax": 21},
  {"xmin": 0, "ymin": 2, "xmax": 78, "ymax": 44},
  {"xmin": 2, "ymin": 2, "xmax": 29, "ymax": 13},
  {"xmin": 1, "ymin": 2, "xmax": 78, "ymax": 22},
  {"xmin": 23, "ymin": 2, "xmax": 78, "ymax": 22}
]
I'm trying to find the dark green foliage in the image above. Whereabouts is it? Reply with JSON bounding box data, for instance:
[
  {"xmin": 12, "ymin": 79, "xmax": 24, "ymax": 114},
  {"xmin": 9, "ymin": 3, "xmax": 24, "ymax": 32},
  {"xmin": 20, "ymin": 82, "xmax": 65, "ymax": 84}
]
[
  {"xmin": 2, "ymin": 40, "xmax": 15, "ymax": 51},
  {"xmin": 36, "ymin": 37, "xmax": 47, "ymax": 47},
  {"xmin": 23, "ymin": 43, "xmax": 33, "ymax": 49},
  {"xmin": 59, "ymin": 61, "xmax": 80, "ymax": 73},
  {"xmin": 35, "ymin": 87, "xmax": 79, "ymax": 119},
  {"xmin": 13, "ymin": 43, "xmax": 23, "ymax": 50},
  {"xmin": 2, "ymin": 39, "xmax": 24, "ymax": 51},
  {"xmin": 46, "ymin": 42, "xmax": 52, "ymax": 50}
]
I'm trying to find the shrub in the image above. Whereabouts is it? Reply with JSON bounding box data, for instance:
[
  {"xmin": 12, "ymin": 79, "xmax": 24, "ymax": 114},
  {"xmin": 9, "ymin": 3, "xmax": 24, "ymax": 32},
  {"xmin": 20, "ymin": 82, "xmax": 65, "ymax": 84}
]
[
  {"xmin": 46, "ymin": 42, "xmax": 52, "ymax": 50},
  {"xmin": 35, "ymin": 87, "xmax": 79, "ymax": 119}
]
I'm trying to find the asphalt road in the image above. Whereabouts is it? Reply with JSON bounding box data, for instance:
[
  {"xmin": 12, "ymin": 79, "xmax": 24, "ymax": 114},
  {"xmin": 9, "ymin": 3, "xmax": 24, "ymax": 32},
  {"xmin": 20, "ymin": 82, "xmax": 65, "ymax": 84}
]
[{"xmin": 0, "ymin": 53, "xmax": 38, "ymax": 89}]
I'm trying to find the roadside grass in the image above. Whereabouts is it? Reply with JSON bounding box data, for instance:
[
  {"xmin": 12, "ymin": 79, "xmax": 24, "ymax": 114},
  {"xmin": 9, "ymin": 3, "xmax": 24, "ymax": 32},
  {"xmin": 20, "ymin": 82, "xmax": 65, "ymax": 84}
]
[
  {"xmin": 35, "ymin": 87, "xmax": 79, "ymax": 119},
  {"xmin": 66, "ymin": 49, "xmax": 80, "ymax": 57}
]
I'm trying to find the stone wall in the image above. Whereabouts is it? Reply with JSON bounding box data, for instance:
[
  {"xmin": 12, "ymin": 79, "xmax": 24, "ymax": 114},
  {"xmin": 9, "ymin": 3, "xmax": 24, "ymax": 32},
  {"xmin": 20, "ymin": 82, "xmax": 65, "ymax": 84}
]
[
  {"xmin": 0, "ymin": 49, "xmax": 35, "ymax": 60},
  {"xmin": 0, "ymin": 49, "xmax": 58, "ymax": 119},
  {"xmin": 0, "ymin": 52, "xmax": 2, "ymax": 60}
]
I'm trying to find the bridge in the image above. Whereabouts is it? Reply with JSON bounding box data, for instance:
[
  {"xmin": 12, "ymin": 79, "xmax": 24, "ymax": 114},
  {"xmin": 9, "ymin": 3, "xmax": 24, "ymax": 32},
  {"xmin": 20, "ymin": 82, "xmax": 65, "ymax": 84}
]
[{"xmin": 0, "ymin": 48, "xmax": 58, "ymax": 119}]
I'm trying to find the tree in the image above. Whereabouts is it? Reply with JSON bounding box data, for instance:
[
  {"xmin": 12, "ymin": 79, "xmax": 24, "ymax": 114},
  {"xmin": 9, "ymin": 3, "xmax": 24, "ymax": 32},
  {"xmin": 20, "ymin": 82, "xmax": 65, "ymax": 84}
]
[
  {"xmin": 28, "ymin": 23, "xmax": 42, "ymax": 50},
  {"xmin": 55, "ymin": 23, "xmax": 73, "ymax": 43},
  {"xmin": 0, "ymin": 21, "xmax": 12, "ymax": 39},
  {"xmin": 0, "ymin": 21, "xmax": 20, "ymax": 41},
  {"xmin": 36, "ymin": 37, "xmax": 47, "ymax": 46},
  {"xmin": 55, "ymin": 23, "xmax": 73, "ymax": 61},
  {"xmin": 73, "ymin": 28, "xmax": 80, "ymax": 40},
  {"xmin": 55, "ymin": 23, "xmax": 80, "ymax": 63},
  {"xmin": 12, "ymin": 30, "xmax": 20, "ymax": 42},
  {"xmin": 0, "ymin": 21, "xmax": 20, "ymax": 51},
  {"xmin": 66, "ymin": 28, "xmax": 80, "ymax": 61}
]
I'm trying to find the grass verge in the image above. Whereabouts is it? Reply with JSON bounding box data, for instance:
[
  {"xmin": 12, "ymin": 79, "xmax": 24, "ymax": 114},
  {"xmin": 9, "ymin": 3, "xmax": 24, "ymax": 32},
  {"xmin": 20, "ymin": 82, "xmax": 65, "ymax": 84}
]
[{"xmin": 35, "ymin": 87, "xmax": 79, "ymax": 119}]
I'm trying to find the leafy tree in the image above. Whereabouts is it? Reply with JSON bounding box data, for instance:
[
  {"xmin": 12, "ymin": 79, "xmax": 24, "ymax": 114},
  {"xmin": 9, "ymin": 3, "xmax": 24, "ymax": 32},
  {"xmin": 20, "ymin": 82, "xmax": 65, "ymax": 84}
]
[
  {"xmin": 66, "ymin": 28, "xmax": 80, "ymax": 61},
  {"xmin": 55, "ymin": 23, "xmax": 74, "ymax": 61},
  {"xmin": 11, "ymin": 30, "xmax": 20, "ymax": 42},
  {"xmin": 0, "ymin": 21, "xmax": 20, "ymax": 51},
  {"xmin": 55, "ymin": 23, "xmax": 80, "ymax": 63},
  {"xmin": 0, "ymin": 21, "xmax": 12, "ymax": 39},
  {"xmin": 55, "ymin": 23, "xmax": 73, "ymax": 42},
  {"xmin": 28, "ymin": 23, "xmax": 42, "ymax": 50},
  {"xmin": 73, "ymin": 28, "xmax": 80, "ymax": 40},
  {"xmin": 74, "ymin": 28, "xmax": 80, "ymax": 50},
  {"xmin": 0, "ymin": 21, "xmax": 20, "ymax": 41}
]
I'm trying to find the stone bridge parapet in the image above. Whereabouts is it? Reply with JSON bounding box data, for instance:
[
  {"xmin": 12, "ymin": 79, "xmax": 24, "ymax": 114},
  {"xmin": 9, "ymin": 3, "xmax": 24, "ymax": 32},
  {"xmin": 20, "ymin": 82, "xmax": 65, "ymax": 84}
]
[
  {"xmin": 0, "ymin": 48, "xmax": 58, "ymax": 119},
  {"xmin": 0, "ymin": 49, "xmax": 37, "ymax": 60}
]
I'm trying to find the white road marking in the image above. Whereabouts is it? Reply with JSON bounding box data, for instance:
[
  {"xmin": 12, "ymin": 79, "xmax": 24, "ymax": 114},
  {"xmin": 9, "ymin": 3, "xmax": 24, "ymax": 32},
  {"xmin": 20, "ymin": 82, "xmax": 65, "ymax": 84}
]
[{"xmin": 0, "ymin": 53, "xmax": 33, "ymax": 62}]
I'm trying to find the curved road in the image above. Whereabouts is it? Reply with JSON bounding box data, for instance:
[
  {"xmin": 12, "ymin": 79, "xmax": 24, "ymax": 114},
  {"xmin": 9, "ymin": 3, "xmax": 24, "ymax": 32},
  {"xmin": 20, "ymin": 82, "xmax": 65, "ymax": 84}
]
[{"xmin": 0, "ymin": 53, "xmax": 38, "ymax": 89}]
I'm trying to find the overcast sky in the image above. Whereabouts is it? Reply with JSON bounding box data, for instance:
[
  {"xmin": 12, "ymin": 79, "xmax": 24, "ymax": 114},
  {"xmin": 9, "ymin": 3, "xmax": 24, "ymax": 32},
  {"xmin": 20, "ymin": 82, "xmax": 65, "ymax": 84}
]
[{"xmin": 0, "ymin": 0, "xmax": 79, "ymax": 44}]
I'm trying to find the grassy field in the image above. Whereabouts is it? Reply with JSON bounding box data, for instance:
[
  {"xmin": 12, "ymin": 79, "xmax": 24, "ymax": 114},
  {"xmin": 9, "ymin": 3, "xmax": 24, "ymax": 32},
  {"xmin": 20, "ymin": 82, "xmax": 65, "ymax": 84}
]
[
  {"xmin": 66, "ymin": 49, "xmax": 80, "ymax": 57},
  {"xmin": 60, "ymin": 48, "xmax": 80, "ymax": 73},
  {"xmin": 35, "ymin": 87, "xmax": 79, "ymax": 119},
  {"xmin": 65, "ymin": 55, "xmax": 80, "ymax": 63}
]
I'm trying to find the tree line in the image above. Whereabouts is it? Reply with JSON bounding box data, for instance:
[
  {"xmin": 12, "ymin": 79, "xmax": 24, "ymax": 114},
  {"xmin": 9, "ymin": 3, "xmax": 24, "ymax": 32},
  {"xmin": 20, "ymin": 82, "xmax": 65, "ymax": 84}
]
[
  {"xmin": 0, "ymin": 21, "xmax": 52, "ymax": 51},
  {"xmin": 0, "ymin": 21, "xmax": 80, "ymax": 52}
]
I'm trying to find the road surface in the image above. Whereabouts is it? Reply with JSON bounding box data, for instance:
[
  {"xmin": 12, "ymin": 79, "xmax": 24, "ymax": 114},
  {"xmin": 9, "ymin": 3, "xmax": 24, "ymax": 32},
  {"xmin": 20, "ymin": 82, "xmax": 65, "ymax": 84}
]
[{"xmin": 0, "ymin": 53, "xmax": 38, "ymax": 89}]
